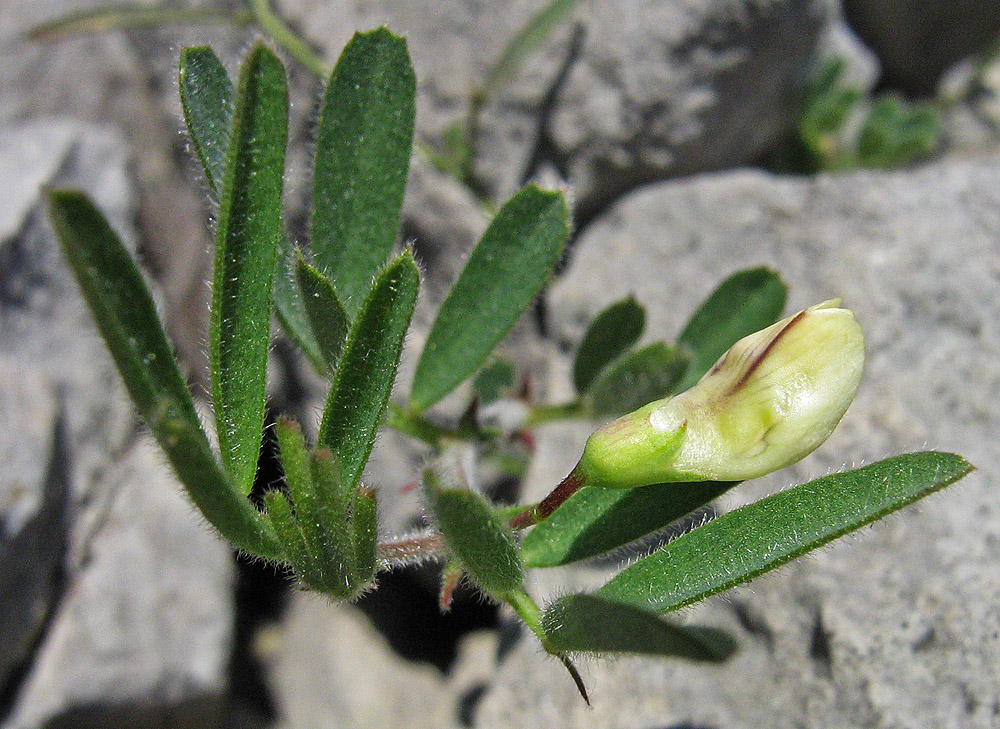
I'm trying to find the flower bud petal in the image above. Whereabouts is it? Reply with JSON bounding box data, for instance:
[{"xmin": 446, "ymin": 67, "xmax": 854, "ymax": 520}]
[{"xmin": 578, "ymin": 300, "xmax": 865, "ymax": 488}]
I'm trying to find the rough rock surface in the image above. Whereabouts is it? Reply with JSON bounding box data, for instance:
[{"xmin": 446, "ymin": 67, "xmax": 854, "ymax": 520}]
[
  {"xmin": 475, "ymin": 158, "xmax": 1000, "ymax": 728},
  {"xmin": 0, "ymin": 120, "xmax": 236, "ymax": 728}
]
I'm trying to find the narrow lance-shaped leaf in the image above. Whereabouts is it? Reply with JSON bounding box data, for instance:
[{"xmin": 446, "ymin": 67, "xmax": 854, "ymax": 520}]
[
  {"xmin": 179, "ymin": 46, "xmax": 233, "ymax": 196},
  {"xmin": 522, "ymin": 479, "xmax": 737, "ymax": 568},
  {"xmin": 598, "ymin": 452, "xmax": 974, "ymax": 613},
  {"xmin": 47, "ymin": 190, "xmax": 280, "ymax": 559},
  {"xmin": 425, "ymin": 471, "xmax": 524, "ymax": 598},
  {"xmin": 587, "ymin": 342, "xmax": 687, "ymax": 418},
  {"xmin": 543, "ymin": 594, "xmax": 736, "ymax": 660},
  {"xmin": 318, "ymin": 251, "xmax": 419, "ymax": 490},
  {"xmin": 295, "ymin": 254, "xmax": 349, "ymax": 372},
  {"xmin": 674, "ymin": 267, "xmax": 786, "ymax": 392},
  {"xmin": 178, "ymin": 45, "xmax": 326, "ymax": 376},
  {"xmin": 210, "ymin": 42, "xmax": 287, "ymax": 494},
  {"xmin": 312, "ymin": 27, "xmax": 416, "ymax": 317},
  {"xmin": 573, "ymin": 296, "xmax": 645, "ymax": 395},
  {"xmin": 411, "ymin": 186, "xmax": 568, "ymax": 412}
]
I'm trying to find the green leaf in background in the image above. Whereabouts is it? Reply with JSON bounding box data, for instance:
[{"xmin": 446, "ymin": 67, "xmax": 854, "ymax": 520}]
[
  {"xmin": 47, "ymin": 190, "xmax": 280, "ymax": 559},
  {"xmin": 674, "ymin": 267, "xmax": 787, "ymax": 392},
  {"xmin": 572, "ymin": 296, "xmax": 645, "ymax": 395},
  {"xmin": 473, "ymin": 358, "xmax": 517, "ymax": 405},
  {"xmin": 479, "ymin": 0, "xmax": 582, "ymax": 100},
  {"xmin": 311, "ymin": 27, "xmax": 416, "ymax": 317},
  {"xmin": 411, "ymin": 186, "xmax": 568, "ymax": 412},
  {"xmin": 522, "ymin": 479, "xmax": 736, "ymax": 568},
  {"xmin": 210, "ymin": 42, "xmax": 287, "ymax": 494},
  {"xmin": 587, "ymin": 342, "xmax": 687, "ymax": 418},
  {"xmin": 178, "ymin": 46, "xmax": 233, "ymax": 196},
  {"xmin": 425, "ymin": 473, "xmax": 524, "ymax": 597},
  {"xmin": 542, "ymin": 594, "xmax": 736, "ymax": 660},
  {"xmin": 295, "ymin": 254, "xmax": 349, "ymax": 373},
  {"xmin": 856, "ymin": 95, "xmax": 941, "ymax": 169},
  {"xmin": 317, "ymin": 251, "xmax": 419, "ymax": 490},
  {"xmin": 598, "ymin": 452, "xmax": 974, "ymax": 613}
]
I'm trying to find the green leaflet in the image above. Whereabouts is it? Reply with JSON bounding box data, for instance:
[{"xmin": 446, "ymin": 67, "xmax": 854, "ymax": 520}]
[
  {"xmin": 542, "ymin": 594, "xmax": 735, "ymax": 660},
  {"xmin": 47, "ymin": 190, "xmax": 280, "ymax": 559},
  {"xmin": 317, "ymin": 251, "xmax": 419, "ymax": 490},
  {"xmin": 311, "ymin": 27, "xmax": 416, "ymax": 317},
  {"xmin": 598, "ymin": 452, "xmax": 974, "ymax": 613},
  {"xmin": 573, "ymin": 296, "xmax": 645, "ymax": 395},
  {"xmin": 411, "ymin": 186, "xmax": 568, "ymax": 411},
  {"xmin": 178, "ymin": 46, "xmax": 232, "ymax": 196},
  {"xmin": 587, "ymin": 341, "xmax": 687, "ymax": 418},
  {"xmin": 674, "ymin": 267, "xmax": 786, "ymax": 392},
  {"xmin": 425, "ymin": 473, "xmax": 524, "ymax": 597},
  {"xmin": 295, "ymin": 254, "xmax": 349, "ymax": 373},
  {"xmin": 522, "ymin": 479, "xmax": 737, "ymax": 568},
  {"xmin": 209, "ymin": 42, "xmax": 287, "ymax": 494}
]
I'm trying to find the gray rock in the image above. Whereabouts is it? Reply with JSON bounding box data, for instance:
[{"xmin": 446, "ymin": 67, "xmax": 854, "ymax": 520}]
[
  {"xmin": 475, "ymin": 158, "xmax": 1000, "ymax": 727},
  {"xmin": 545, "ymin": 0, "xmax": 830, "ymax": 219},
  {"xmin": 843, "ymin": 0, "xmax": 1000, "ymax": 97}
]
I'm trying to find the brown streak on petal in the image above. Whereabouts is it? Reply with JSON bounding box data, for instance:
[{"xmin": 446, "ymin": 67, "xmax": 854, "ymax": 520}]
[{"xmin": 731, "ymin": 310, "xmax": 806, "ymax": 395}]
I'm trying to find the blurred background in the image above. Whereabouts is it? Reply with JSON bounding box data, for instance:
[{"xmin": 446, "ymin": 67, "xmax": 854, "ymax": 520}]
[{"xmin": 2, "ymin": 1, "xmax": 999, "ymax": 727}]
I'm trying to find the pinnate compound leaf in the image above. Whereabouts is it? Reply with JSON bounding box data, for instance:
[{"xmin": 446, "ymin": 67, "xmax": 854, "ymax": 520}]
[
  {"xmin": 210, "ymin": 42, "xmax": 287, "ymax": 494},
  {"xmin": 425, "ymin": 475, "xmax": 524, "ymax": 597},
  {"xmin": 47, "ymin": 190, "xmax": 280, "ymax": 559},
  {"xmin": 522, "ymin": 480, "xmax": 737, "ymax": 568},
  {"xmin": 318, "ymin": 251, "xmax": 419, "ymax": 490},
  {"xmin": 572, "ymin": 296, "xmax": 645, "ymax": 395},
  {"xmin": 674, "ymin": 267, "xmax": 786, "ymax": 392},
  {"xmin": 411, "ymin": 186, "xmax": 568, "ymax": 411},
  {"xmin": 295, "ymin": 255, "xmax": 349, "ymax": 372},
  {"xmin": 598, "ymin": 452, "xmax": 974, "ymax": 613},
  {"xmin": 179, "ymin": 46, "xmax": 233, "ymax": 196},
  {"xmin": 543, "ymin": 594, "xmax": 736, "ymax": 660},
  {"xmin": 587, "ymin": 342, "xmax": 687, "ymax": 418},
  {"xmin": 311, "ymin": 27, "xmax": 416, "ymax": 317}
]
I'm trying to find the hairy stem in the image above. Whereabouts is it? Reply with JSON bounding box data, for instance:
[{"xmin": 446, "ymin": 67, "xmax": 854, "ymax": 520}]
[{"xmin": 248, "ymin": 0, "xmax": 330, "ymax": 78}]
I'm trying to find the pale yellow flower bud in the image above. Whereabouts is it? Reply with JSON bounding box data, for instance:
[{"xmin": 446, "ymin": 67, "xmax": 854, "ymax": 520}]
[{"xmin": 578, "ymin": 300, "xmax": 865, "ymax": 488}]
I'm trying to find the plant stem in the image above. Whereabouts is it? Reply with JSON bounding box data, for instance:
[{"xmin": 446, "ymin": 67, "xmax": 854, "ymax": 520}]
[
  {"xmin": 376, "ymin": 532, "xmax": 447, "ymax": 566},
  {"xmin": 247, "ymin": 0, "xmax": 330, "ymax": 79},
  {"xmin": 524, "ymin": 399, "xmax": 585, "ymax": 426},
  {"xmin": 509, "ymin": 465, "xmax": 584, "ymax": 529},
  {"xmin": 387, "ymin": 403, "xmax": 457, "ymax": 447},
  {"xmin": 27, "ymin": 4, "xmax": 251, "ymax": 41}
]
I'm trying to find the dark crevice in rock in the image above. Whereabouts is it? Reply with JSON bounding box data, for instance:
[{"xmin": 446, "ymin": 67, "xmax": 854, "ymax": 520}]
[
  {"xmin": 42, "ymin": 696, "xmax": 223, "ymax": 729},
  {"xmin": 808, "ymin": 609, "xmax": 833, "ymax": 677},
  {"xmin": 354, "ymin": 565, "xmax": 500, "ymax": 672},
  {"xmin": 223, "ymin": 413, "xmax": 291, "ymax": 729},
  {"xmin": 456, "ymin": 681, "xmax": 489, "ymax": 726},
  {"xmin": 729, "ymin": 600, "xmax": 775, "ymax": 651},
  {"xmin": 0, "ymin": 413, "xmax": 71, "ymax": 722}
]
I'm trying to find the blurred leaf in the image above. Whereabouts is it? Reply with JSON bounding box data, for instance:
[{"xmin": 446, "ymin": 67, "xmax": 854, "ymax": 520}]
[
  {"xmin": 573, "ymin": 296, "xmax": 645, "ymax": 395},
  {"xmin": 210, "ymin": 42, "xmax": 287, "ymax": 494},
  {"xmin": 311, "ymin": 28, "xmax": 415, "ymax": 317},
  {"xmin": 474, "ymin": 358, "xmax": 517, "ymax": 404},
  {"xmin": 411, "ymin": 186, "xmax": 568, "ymax": 412},
  {"xmin": 480, "ymin": 0, "xmax": 582, "ymax": 100},
  {"xmin": 856, "ymin": 95, "xmax": 941, "ymax": 169},
  {"xmin": 179, "ymin": 46, "xmax": 233, "ymax": 196},
  {"xmin": 587, "ymin": 342, "xmax": 686, "ymax": 418},
  {"xmin": 318, "ymin": 252, "xmax": 419, "ymax": 490},
  {"xmin": 27, "ymin": 4, "xmax": 245, "ymax": 42},
  {"xmin": 522, "ymin": 480, "xmax": 736, "ymax": 568},
  {"xmin": 543, "ymin": 594, "xmax": 736, "ymax": 660},
  {"xmin": 295, "ymin": 254, "xmax": 349, "ymax": 372},
  {"xmin": 47, "ymin": 190, "xmax": 280, "ymax": 558},
  {"xmin": 674, "ymin": 267, "xmax": 786, "ymax": 392},
  {"xmin": 598, "ymin": 452, "xmax": 974, "ymax": 613},
  {"xmin": 425, "ymin": 474, "xmax": 524, "ymax": 597}
]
